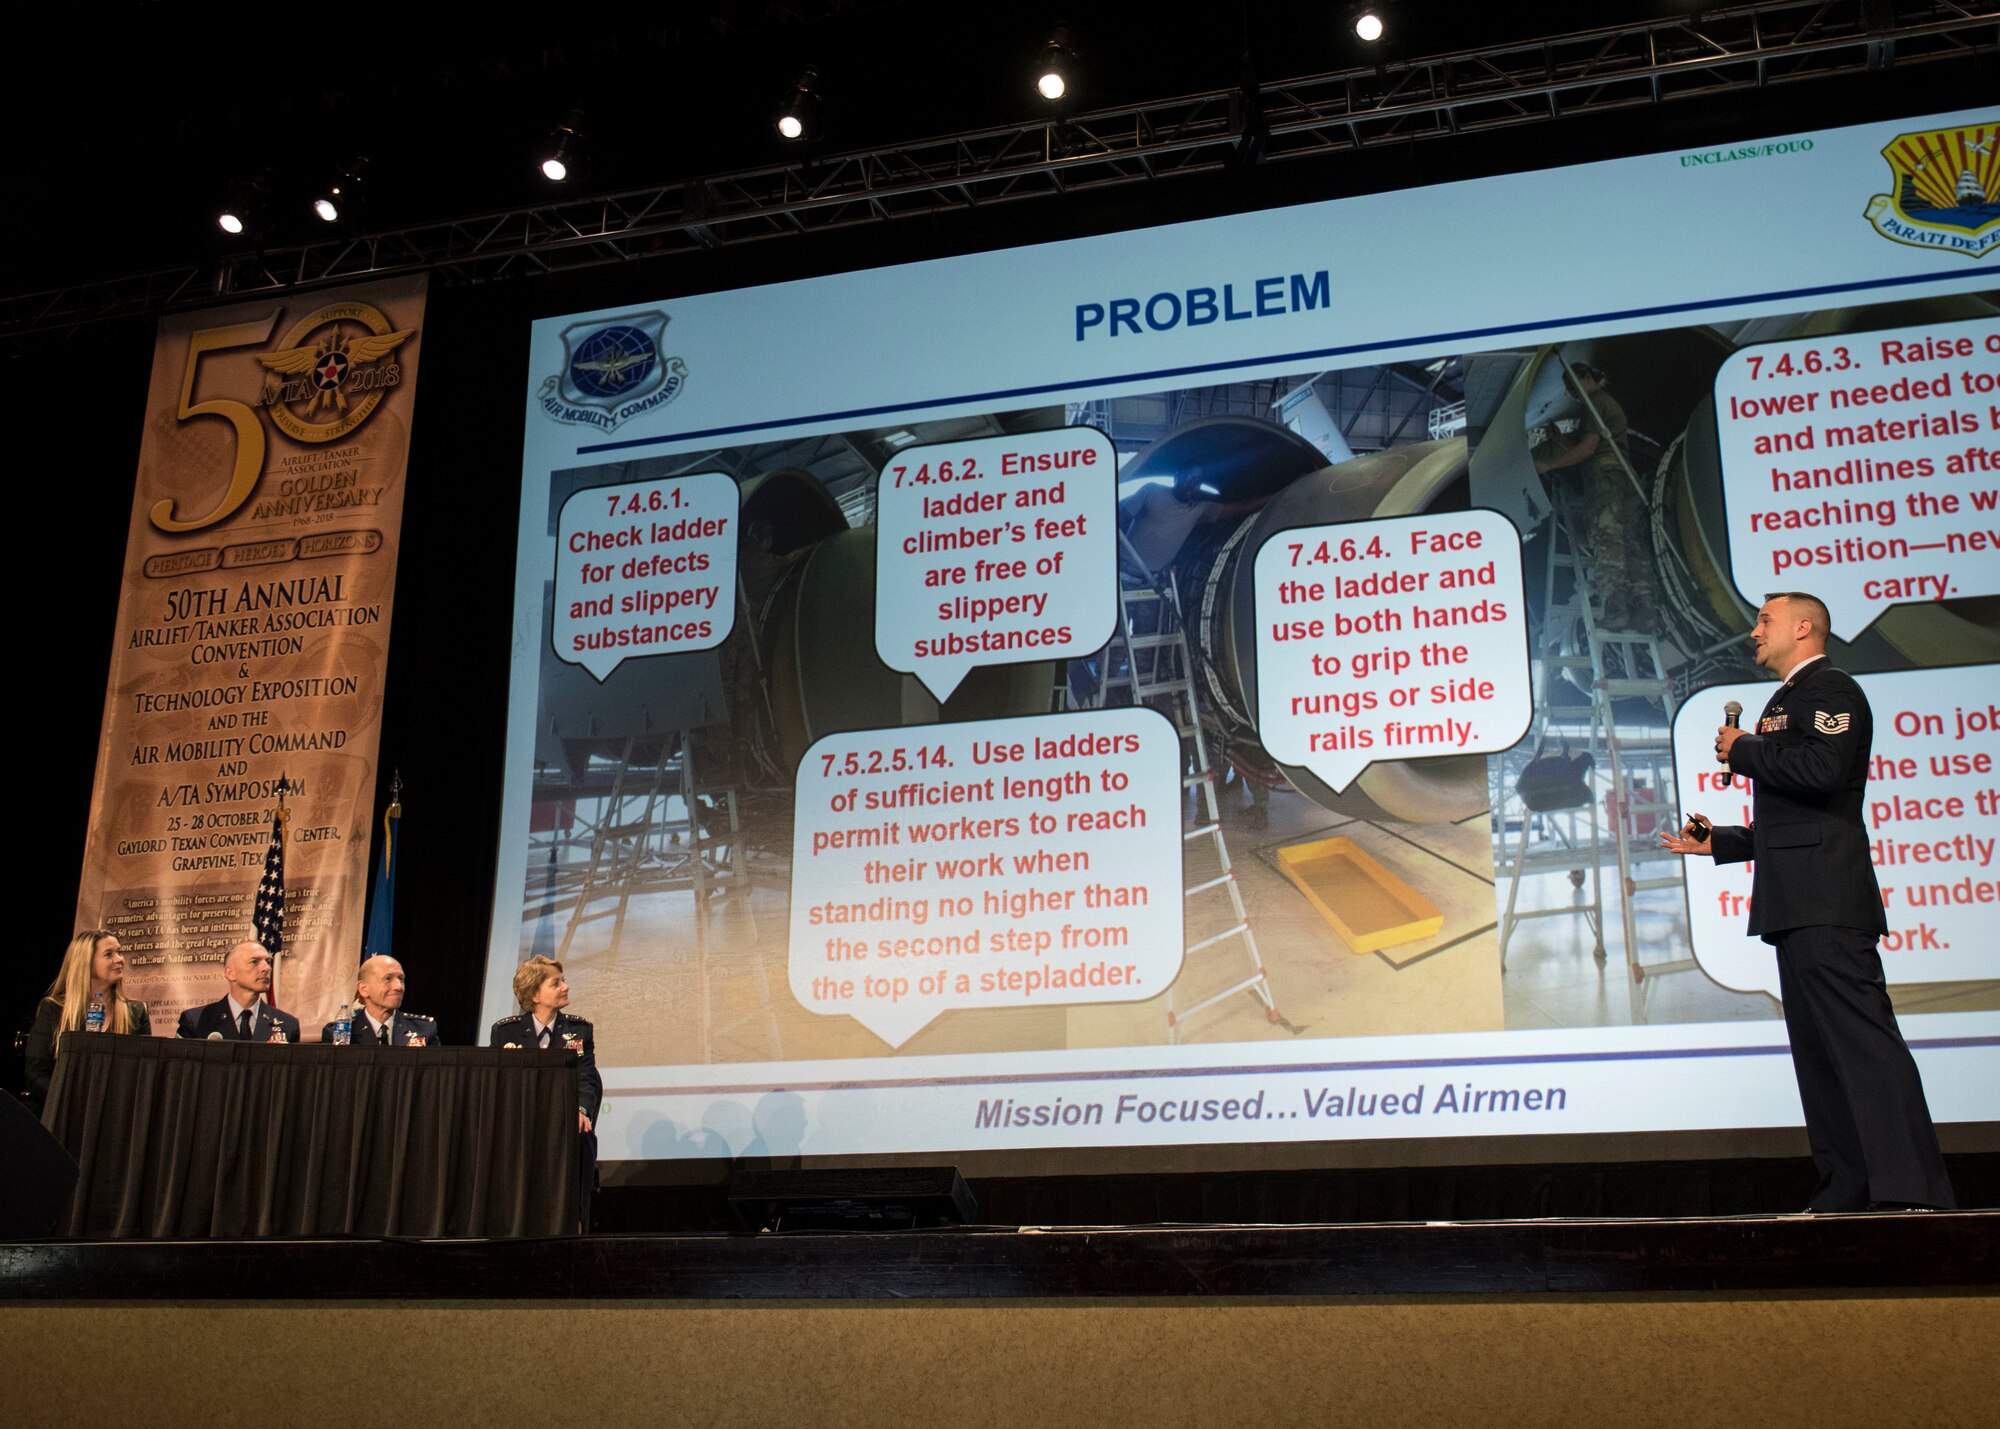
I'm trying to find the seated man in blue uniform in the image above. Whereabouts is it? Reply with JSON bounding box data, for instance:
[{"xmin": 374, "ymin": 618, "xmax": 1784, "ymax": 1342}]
[
  {"xmin": 177, "ymin": 940, "xmax": 301, "ymax": 1042},
  {"xmin": 1661, "ymin": 591, "xmax": 1955, "ymax": 1212},
  {"xmin": 320, "ymin": 954, "xmax": 440, "ymax": 1045},
  {"xmin": 492, "ymin": 955, "xmax": 601, "ymax": 1227}
]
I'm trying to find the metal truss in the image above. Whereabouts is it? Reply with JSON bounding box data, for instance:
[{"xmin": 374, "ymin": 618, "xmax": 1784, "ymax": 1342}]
[{"xmin": 5, "ymin": 0, "xmax": 1994, "ymax": 343}]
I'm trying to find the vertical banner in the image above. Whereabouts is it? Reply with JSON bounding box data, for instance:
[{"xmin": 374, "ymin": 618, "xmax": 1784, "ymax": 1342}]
[{"xmin": 76, "ymin": 275, "xmax": 427, "ymax": 1036}]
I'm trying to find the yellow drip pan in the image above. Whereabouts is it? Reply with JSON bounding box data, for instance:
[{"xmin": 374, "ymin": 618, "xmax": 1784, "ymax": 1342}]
[{"xmin": 1275, "ymin": 835, "xmax": 1444, "ymax": 954}]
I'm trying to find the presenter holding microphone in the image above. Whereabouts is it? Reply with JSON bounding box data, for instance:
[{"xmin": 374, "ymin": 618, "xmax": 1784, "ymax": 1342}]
[{"xmin": 1660, "ymin": 592, "xmax": 1953, "ymax": 1211}]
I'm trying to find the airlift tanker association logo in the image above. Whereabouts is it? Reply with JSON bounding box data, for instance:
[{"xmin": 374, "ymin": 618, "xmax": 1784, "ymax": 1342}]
[
  {"xmin": 538, "ymin": 312, "xmax": 689, "ymax": 431},
  {"xmin": 258, "ymin": 299, "xmax": 416, "ymax": 443},
  {"xmin": 1864, "ymin": 122, "xmax": 1999, "ymax": 259}
]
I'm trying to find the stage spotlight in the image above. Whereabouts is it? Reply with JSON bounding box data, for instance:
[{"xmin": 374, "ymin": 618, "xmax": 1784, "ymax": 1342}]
[
  {"xmin": 541, "ymin": 109, "xmax": 585, "ymax": 182},
  {"xmin": 312, "ymin": 159, "xmax": 367, "ymax": 224},
  {"xmin": 1353, "ymin": 8, "xmax": 1385, "ymax": 42},
  {"xmin": 215, "ymin": 176, "xmax": 268, "ymax": 239},
  {"xmin": 1036, "ymin": 25, "xmax": 1072, "ymax": 101},
  {"xmin": 777, "ymin": 67, "xmax": 817, "ymax": 141}
]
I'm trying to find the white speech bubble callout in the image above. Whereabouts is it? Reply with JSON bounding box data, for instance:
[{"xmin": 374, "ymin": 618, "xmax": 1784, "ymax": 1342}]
[
  {"xmin": 1713, "ymin": 315, "xmax": 2000, "ymax": 640},
  {"xmin": 553, "ymin": 470, "xmax": 738, "ymax": 680},
  {"xmin": 1253, "ymin": 509, "xmax": 1532, "ymax": 794},
  {"xmin": 875, "ymin": 426, "xmax": 1118, "ymax": 702},
  {"xmin": 1671, "ymin": 665, "xmax": 2000, "ymax": 1000},
  {"xmin": 789, "ymin": 707, "xmax": 1184, "ymax": 1048}
]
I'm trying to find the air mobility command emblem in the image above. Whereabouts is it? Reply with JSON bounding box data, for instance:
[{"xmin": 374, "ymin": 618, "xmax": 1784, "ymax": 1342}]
[{"xmin": 538, "ymin": 312, "xmax": 688, "ymax": 431}]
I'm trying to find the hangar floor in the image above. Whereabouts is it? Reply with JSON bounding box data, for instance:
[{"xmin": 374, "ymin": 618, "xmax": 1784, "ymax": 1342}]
[
  {"xmin": 525, "ymin": 778, "xmax": 1506, "ymax": 1065},
  {"xmin": 520, "ymin": 774, "xmax": 1997, "ymax": 1068},
  {"xmin": 1499, "ymin": 855, "xmax": 2000, "ymax": 1030}
]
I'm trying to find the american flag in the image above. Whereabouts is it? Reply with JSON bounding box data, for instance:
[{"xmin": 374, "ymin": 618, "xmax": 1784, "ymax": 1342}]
[{"xmin": 253, "ymin": 807, "xmax": 286, "ymax": 957}]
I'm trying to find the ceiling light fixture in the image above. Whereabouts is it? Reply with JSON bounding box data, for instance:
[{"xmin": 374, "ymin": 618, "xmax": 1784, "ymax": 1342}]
[
  {"xmin": 1036, "ymin": 25, "xmax": 1073, "ymax": 101},
  {"xmin": 312, "ymin": 158, "xmax": 367, "ymax": 224},
  {"xmin": 541, "ymin": 109, "xmax": 585, "ymax": 182},
  {"xmin": 777, "ymin": 67, "xmax": 818, "ymax": 141}
]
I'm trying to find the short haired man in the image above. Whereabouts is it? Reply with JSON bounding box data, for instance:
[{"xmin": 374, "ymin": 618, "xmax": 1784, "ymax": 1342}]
[
  {"xmin": 177, "ymin": 940, "xmax": 302, "ymax": 1042},
  {"xmin": 1661, "ymin": 592, "xmax": 1954, "ymax": 1211},
  {"xmin": 492, "ymin": 955, "xmax": 601, "ymax": 1228},
  {"xmin": 321, "ymin": 955, "xmax": 438, "ymax": 1046}
]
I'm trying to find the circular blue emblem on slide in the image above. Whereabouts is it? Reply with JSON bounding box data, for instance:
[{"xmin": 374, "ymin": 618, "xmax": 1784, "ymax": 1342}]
[
  {"xmin": 567, "ymin": 323, "xmax": 659, "ymax": 400},
  {"xmin": 539, "ymin": 311, "xmax": 686, "ymax": 431}
]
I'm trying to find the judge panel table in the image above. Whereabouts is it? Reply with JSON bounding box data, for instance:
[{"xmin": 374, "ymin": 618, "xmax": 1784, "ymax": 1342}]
[{"xmin": 41, "ymin": 1035, "xmax": 581, "ymax": 1239}]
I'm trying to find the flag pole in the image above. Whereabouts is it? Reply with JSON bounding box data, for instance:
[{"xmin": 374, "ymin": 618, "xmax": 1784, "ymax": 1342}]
[
  {"xmin": 263, "ymin": 773, "xmax": 291, "ymax": 1010},
  {"xmin": 363, "ymin": 770, "xmax": 402, "ymax": 961}
]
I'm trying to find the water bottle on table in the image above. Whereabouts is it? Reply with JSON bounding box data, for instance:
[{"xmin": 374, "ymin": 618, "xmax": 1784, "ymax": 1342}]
[{"xmin": 332, "ymin": 1003, "xmax": 352, "ymax": 1046}]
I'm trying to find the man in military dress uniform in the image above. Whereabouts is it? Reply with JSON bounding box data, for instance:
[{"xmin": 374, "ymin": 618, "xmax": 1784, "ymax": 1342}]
[
  {"xmin": 320, "ymin": 954, "xmax": 439, "ymax": 1045},
  {"xmin": 492, "ymin": 954, "xmax": 602, "ymax": 1227},
  {"xmin": 1662, "ymin": 592, "xmax": 1954, "ymax": 1211},
  {"xmin": 178, "ymin": 940, "xmax": 302, "ymax": 1042}
]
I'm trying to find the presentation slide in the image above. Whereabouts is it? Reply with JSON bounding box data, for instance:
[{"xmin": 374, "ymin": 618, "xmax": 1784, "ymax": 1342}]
[{"xmin": 489, "ymin": 109, "xmax": 1999, "ymax": 1163}]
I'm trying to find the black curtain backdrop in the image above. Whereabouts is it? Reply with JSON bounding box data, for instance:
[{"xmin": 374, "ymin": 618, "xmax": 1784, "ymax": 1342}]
[
  {"xmin": 11, "ymin": 61, "xmax": 1995, "ymax": 1227},
  {"xmin": 42, "ymin": 1034, "xmax": 580, "ymax": 1237}
]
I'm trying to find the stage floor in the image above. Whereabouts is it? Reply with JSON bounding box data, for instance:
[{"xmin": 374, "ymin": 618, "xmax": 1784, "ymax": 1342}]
[{"xmin": 6, "ymin": 1210, "xmax": 1995, "ymax": 1300}]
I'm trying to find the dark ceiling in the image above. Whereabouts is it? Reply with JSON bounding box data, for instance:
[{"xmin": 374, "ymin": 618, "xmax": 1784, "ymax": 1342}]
[
  {"xmin": 7, "ymin": 0, "xmax": 1992, "ymax": 312},
  {"xmin": 15, "ymin": 0, "xmax": 1877, "ymax": 289}
]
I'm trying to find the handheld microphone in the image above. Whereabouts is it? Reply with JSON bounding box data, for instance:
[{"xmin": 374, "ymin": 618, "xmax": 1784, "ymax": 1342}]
[{"xmin": 1717, "ymin": 700, "xmax": 1743, "ymax": 765}]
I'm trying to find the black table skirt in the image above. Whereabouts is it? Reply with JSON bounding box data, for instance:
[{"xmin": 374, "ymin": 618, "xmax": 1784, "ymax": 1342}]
[{"xmin": 41, "ymin": 1035, "xmax": 581, "ymax": 1238}]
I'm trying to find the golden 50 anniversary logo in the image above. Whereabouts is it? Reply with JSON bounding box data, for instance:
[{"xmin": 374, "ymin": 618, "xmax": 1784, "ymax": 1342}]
[{"xmin": 150, "ymin": 298, "xmax": 416, "ymax": 534}]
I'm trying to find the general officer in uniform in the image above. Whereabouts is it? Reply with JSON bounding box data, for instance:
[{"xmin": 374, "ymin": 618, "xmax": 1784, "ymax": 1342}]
[
  {"xmin": 492, "ymin": 954, "xmax": 601, "ymax": 1227},
  {"xmin": 320, "ymin": 954, "xmax": 439, "ymax": 1045},
  {"xmin": 177, "ymin": 940, "xmax": 302, "ymax": 1042},
  {"xmin": 1661, "ymin": 591, "xmax": 1954, "ymax": 1212}
]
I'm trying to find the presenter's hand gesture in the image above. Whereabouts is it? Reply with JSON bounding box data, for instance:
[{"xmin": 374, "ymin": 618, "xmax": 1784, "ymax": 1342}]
[{"xmin": 1659, "ymin": 815, "xmax": 1712, "ymax": 857}]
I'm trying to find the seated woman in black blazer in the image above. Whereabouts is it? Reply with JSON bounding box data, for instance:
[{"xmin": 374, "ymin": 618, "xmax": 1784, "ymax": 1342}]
[{"xmin": 25, "ymin": 929, "xmax": 151, "ymax": 1101}]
